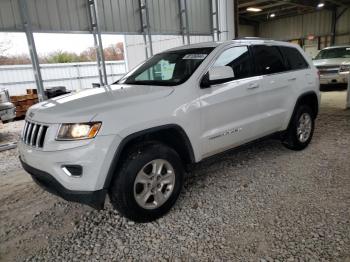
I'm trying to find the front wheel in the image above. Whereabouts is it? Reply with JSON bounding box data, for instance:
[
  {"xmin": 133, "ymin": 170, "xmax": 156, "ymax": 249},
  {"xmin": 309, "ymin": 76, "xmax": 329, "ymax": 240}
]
[
  {"xmin": 282, "ymin": 105, "xmax": 315, "ymax": 151},
  {"xmin": 109, "ymin": 143, "xmax": 184, "ymax": 222}
]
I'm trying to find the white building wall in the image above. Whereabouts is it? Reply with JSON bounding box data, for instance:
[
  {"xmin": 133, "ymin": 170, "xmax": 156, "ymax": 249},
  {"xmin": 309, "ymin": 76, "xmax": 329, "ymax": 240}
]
[{"xmin": 0, "ymin": 61, "xmax": 127, "ymax": 96}]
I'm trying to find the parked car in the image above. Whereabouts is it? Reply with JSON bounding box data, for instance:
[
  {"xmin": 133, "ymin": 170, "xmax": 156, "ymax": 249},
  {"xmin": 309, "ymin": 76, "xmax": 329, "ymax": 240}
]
[
  {"xmin": 19, "ymin": 39, "xmax": 320, "ymax": 222},
  {"xmin": 0, "ymin": 89, "xmax": 16, "ymax": 124},
  {"xmin": 313, "ymin": 45, "xmax": 350, "ymax": 85}
]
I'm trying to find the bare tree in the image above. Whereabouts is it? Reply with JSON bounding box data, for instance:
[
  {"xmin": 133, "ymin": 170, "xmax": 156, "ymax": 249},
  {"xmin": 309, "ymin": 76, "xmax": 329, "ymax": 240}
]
[{"xmin": 0, "ymin": 38, "xmax": 12, "ymax": 56}]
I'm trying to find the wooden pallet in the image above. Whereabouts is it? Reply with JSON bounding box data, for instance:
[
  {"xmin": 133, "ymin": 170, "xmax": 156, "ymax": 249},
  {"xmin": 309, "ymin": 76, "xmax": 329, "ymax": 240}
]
[{"xmin": 10, "ymin": 89, "xmax": 39, "ymax": 119}]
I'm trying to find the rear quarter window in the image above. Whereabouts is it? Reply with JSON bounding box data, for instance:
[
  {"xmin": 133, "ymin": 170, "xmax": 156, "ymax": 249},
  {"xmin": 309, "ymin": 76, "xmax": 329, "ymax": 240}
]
[{"xmin": 279, "ymin": 46, "xmax": 309, "ymax": 70}]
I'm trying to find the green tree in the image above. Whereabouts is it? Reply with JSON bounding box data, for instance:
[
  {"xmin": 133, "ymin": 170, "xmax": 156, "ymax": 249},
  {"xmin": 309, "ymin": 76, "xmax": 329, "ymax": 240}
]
[{"xmin": 45, "ymin": 50, "xmax": 80, "ymax": 63}]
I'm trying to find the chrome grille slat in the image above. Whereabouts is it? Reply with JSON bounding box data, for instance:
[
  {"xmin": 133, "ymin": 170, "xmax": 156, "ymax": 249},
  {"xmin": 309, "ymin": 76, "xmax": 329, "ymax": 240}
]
[
  {"xmin": 22, "ymin": 121, "xmax": 28, "ymax": 139},
  {"xmin": 25, "ymin": 123, "xmax": 33, "ymax": 144},
  {"xmin": 30, "ymin": 124, "xmax": 38, "ymax": 146},
  {"xmin": 36, "ymin": 125, "xmax": 44, "ymax": 148},
  {"xmin": 22, "ymin": 120, "xmax": 48, "ymax": 149}
]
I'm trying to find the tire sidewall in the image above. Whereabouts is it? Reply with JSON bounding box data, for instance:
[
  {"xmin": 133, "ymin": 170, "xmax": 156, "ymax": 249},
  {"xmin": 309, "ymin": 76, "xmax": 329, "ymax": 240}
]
[
  {"xmin": 113, "ymin": 144, "xmax": 184, "ymax": 221},
  {"xmin": 288, "ymin": 105, "xmax": 315, "ymax": 149}
]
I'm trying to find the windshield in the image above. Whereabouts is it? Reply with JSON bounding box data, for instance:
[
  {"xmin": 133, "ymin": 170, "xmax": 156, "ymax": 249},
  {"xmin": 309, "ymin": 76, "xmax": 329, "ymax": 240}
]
[
  {"xmin": 315, "ymin": 47, "xmax": 350, "ymax": 59},
  {"xmin": 117, "ymin": 47, "xmax": 214, "ymax": 86}
]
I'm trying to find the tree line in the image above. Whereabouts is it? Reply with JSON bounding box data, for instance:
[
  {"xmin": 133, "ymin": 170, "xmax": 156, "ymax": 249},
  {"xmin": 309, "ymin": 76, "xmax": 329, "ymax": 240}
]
[{"xmin": 0, "ymin": 42, "xmax": 124, "ymax": 65}]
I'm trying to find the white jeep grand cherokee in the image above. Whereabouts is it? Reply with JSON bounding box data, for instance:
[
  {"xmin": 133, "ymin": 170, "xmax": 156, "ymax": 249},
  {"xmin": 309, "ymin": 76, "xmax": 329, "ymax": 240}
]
[{"xmin": 19, "ymin": 39, "xmax": 320, "ymax": 222}]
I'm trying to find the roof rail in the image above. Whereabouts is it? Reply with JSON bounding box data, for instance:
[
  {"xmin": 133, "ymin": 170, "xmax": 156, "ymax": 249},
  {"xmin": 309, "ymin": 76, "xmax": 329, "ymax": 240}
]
[{"xmin": 233, "ymin": 37, "xmax": 276, "ymax": 41}]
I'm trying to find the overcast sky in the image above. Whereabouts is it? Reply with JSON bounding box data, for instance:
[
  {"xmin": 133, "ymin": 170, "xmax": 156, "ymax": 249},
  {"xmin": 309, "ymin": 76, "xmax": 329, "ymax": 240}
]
[{"xmin": 0, "ymin": 33, "xmax": 124, "ymax": 55}]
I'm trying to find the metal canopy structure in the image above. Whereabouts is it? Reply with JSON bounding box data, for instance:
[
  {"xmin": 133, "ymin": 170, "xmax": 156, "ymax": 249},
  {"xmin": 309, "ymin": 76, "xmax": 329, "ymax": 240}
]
[
  {"xmin": 0, "ymin": 0, "xmax": 219, "ymax": 101},
  {"xmin": 0, "ymin": 0, "xmax": 213, "ymax": 35},
  {"xmin": 239, "ymin": 0, "xmax": 350, "ymax": 22}
]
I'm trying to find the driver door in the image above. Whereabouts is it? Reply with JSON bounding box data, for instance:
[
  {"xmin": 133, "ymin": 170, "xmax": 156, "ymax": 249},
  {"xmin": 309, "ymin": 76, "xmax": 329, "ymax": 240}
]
[{"xmin": 199, "ymin": 45, "xmax": 264, "ymax": 158}]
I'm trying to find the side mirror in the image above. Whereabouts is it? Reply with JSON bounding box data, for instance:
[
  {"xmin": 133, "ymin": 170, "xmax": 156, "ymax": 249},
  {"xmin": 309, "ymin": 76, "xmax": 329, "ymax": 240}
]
[{"xmin": 200, "ymin": 66, "xmax": 235, "ymax": 88}]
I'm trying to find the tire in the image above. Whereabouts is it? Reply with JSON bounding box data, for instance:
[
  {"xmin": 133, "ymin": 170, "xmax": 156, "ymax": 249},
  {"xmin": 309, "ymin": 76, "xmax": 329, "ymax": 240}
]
[
  {"xmin": 282, "ymin": 105, "xmax": 315, "ymax": 151},
  {"xmin": 109, "ymin": 142, "xmax": 184, "ymax": 222}
]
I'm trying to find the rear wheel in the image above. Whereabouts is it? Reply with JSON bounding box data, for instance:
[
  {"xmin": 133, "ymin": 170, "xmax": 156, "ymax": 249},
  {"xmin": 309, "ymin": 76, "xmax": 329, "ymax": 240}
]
[
  {"xmin": 109, "ymin": 143, "xmax": 184, "ymax": 222},
  {"xmin": 282, "ymin": 105, "xmax": 315, "ymax": 150}
]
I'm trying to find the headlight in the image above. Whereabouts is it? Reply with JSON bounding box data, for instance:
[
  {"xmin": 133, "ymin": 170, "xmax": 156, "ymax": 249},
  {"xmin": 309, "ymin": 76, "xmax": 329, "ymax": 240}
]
[
  {"xmin": 56, "ymin": 122, "xmax": 102, "ymax": 140},
  {"xmin": 339, "ymin": 64, "xmax": 350, "ymax": 74}
]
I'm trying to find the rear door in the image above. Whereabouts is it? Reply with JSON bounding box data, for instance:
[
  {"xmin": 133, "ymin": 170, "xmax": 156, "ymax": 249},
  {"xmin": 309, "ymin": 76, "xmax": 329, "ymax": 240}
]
[
  {"xmin": 278, "ymin": 46, "xmax": 312, "ymax": 127},
  {"xmin": 250, "ymin": 45, "xmax": 291, "ymax": 134}
]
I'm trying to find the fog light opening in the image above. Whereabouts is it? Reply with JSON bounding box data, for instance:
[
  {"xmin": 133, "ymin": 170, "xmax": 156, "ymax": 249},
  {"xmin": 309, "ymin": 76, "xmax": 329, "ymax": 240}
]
[{"xmin": 62, "ymin": 165, "xmax": 83, "ymax": 177}]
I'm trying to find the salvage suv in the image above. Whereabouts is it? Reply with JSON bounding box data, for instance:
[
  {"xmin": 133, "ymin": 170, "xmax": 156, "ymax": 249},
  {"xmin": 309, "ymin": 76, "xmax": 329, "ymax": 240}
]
[{"xmin": 19, "ymin": 39, "xmax": 320, "ymax": 222}]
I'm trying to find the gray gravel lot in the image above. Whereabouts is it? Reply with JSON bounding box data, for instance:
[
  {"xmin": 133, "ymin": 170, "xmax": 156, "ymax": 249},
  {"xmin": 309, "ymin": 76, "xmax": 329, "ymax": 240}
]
[{"xmin": 0, "ymin": 91, "xmax": 349, "ymax": 261}]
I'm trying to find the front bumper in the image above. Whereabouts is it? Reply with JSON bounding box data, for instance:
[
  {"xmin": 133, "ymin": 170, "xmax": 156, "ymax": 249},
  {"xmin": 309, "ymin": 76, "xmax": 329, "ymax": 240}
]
[
  {"xmin": 20, "ymin": 158, "xmax": 106, "ymax": 209},
  {"xmin": 320, "ymin": 73, "xmax": 349, "ymax": 85},
  {"xmin": 18, "ymin": 134, "xmax": 122, "ymax": 191}
]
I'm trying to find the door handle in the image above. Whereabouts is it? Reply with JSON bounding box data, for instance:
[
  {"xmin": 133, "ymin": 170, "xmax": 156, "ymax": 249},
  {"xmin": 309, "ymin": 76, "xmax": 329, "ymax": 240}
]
[
  {"xmin": 247, "ymin": 83, "xmax": 259, "ymax": 89},
  {"xmin": 288, "ymin": 77, "xmax": 297, "ymax": 81}
]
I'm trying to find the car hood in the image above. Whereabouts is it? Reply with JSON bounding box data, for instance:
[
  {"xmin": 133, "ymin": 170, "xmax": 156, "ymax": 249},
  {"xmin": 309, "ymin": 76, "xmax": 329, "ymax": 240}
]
[
  {"xmin": 27, "ymin": 84, "xmax": 174, "ymax": 124},
  {"xmin": 313, "ymin": 58, "xmax": 350, "ymax": 67}
]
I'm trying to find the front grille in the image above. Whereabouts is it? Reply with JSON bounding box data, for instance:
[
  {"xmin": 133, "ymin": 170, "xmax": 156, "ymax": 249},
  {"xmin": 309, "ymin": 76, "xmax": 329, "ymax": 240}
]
[
  {"xmin": 316, "ymin": 66, "xmax": 339, "ymax": 75},
  {"xmin": 22, "ymin": 121, "xmax": 48, "ymax": 148}
]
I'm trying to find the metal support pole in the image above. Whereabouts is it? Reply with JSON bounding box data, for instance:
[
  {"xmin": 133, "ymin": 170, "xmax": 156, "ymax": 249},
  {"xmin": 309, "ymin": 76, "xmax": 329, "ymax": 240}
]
[
  {"xmin": 346, "ymin": 73, "xmax": 350, "ymax": 109},
  {"xmin": 88, "ymin": 0, "xmax": 108, "ymax": 86},
  {"xmin": 178, "ymin": 0, "xmax": 190, "ymax": 45},
  {"xmin": 178, "ymin": 0, "xmax": 186, "ymax": 45},
  {"xmin": 139, "ymin": 0, "xmax": 153, "ymax": 58},
  {"xmin": 184, "ymin": 0, "xmax": 190, "ymax": 45},
  {"xmin": 331, "ymin": 7, "xmax": 337, "ymax": 46},
  {"xmin": 18, "ymin": 0, "xmax": 46, "ymax": 101},
  {"xmin": 234, "ymin": 0, "xmax": 239, "ymax": 38},
  {"xmin": 145, "ymin": 0, "xmax": 153, "ymax": 57},
  {"xmin": 211, "ymin": 0, "xmax": 220, "ymax": 41}
]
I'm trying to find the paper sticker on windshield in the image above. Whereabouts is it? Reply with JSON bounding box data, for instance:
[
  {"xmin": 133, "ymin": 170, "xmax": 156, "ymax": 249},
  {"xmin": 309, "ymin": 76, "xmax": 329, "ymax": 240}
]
[{"xmin": 183, "ymin": 54, "xmax": 208, "ymax": 60}]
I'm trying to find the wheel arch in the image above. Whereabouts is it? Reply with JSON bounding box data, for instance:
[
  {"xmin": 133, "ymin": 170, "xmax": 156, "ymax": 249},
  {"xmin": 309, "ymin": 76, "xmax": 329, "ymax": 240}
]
[
  {"xmin": 284, "ymin": 90, "xmax": 319, "ymax": 134},
  {"xmin": 103, "ymin": 124, "xmax": 195, "ymax": 189},
  {"xmin": 291, "ymin": 91, "xmax": 319, "ymax": 121}
]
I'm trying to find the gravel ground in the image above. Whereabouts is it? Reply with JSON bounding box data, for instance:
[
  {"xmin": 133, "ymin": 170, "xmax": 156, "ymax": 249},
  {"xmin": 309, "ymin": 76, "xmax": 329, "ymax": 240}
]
[
  {"xmin": 0, "ymin": 91, "xmax": 350, "ymax": 261},
  {"xmin": 0, "ymin": 120, "xmax": 23, "ymax": 176}
]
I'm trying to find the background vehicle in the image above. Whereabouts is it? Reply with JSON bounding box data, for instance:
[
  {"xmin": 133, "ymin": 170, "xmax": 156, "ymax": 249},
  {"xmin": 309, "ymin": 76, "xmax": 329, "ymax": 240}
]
[
  {"xmin": 0, "ymin": 89, "xmax": 16, "ymax": 124},
  {"xmin": 313, "ymin": 46, "xmax": 350, "ymax": 85},
  {"xmin": 19, "ymin": 39, "xmax": 320, "ymax": 222}
]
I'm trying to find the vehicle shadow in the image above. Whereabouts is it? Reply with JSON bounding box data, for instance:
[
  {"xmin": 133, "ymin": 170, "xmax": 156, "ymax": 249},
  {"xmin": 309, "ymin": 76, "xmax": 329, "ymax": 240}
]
[
  {"xmin": 184, "ymin": 137, "xmax": 287, "ymax": 188},
  {"xmin": 320, "ymin": 84, "xmax": 347, "ymax": 92}
]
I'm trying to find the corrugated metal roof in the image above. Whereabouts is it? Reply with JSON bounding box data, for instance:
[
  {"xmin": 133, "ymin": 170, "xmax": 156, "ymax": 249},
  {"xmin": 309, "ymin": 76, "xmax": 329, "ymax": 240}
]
[
  {"xmin": 97, "ymin": 0, "xmax": 141, "ymax": 34},
  {"xmin": 187, "ymin": 0, "xmax": 212, "ymax": 34},
  {"xmin": 0, "ymin": 0, "xmax": 213, "ymax": 35}
]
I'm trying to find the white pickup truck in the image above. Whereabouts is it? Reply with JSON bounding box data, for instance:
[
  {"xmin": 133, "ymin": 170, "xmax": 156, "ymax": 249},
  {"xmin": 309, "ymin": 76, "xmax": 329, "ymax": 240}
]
[
  {"xmin": 0, "ymin": 89, "xmax": 16, "ymax": 124},
  {"xmin": 19, "ymin": 39, "xmax": 320, "ymax": 222}
]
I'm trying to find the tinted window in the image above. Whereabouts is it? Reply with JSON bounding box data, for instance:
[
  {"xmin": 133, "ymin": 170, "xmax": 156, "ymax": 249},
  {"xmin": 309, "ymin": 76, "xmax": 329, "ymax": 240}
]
[
  {"xmin": 280, "ymin": 46, "xmax": 308, "ymax": 70},
  {"xmin": 252, "ymin": 45, "xmax": 287, "ymax": 75},
  {"xmin": 213, "ymin": 46, "xmax": 252, "ymax": 80}
]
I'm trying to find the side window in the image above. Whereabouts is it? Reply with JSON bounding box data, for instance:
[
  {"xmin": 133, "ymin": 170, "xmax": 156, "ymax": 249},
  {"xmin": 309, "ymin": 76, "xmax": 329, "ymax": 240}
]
[
  {"xmin": 279, "ymin": 46, "xmax": 309, "ymax": 70},
  {"xmin": 251, "ymin": 45, "xmax": 287, "ymax": 75},
  {"xmin": 213, "ymin": 46, "xmax": 252, "ymax": 80}
]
